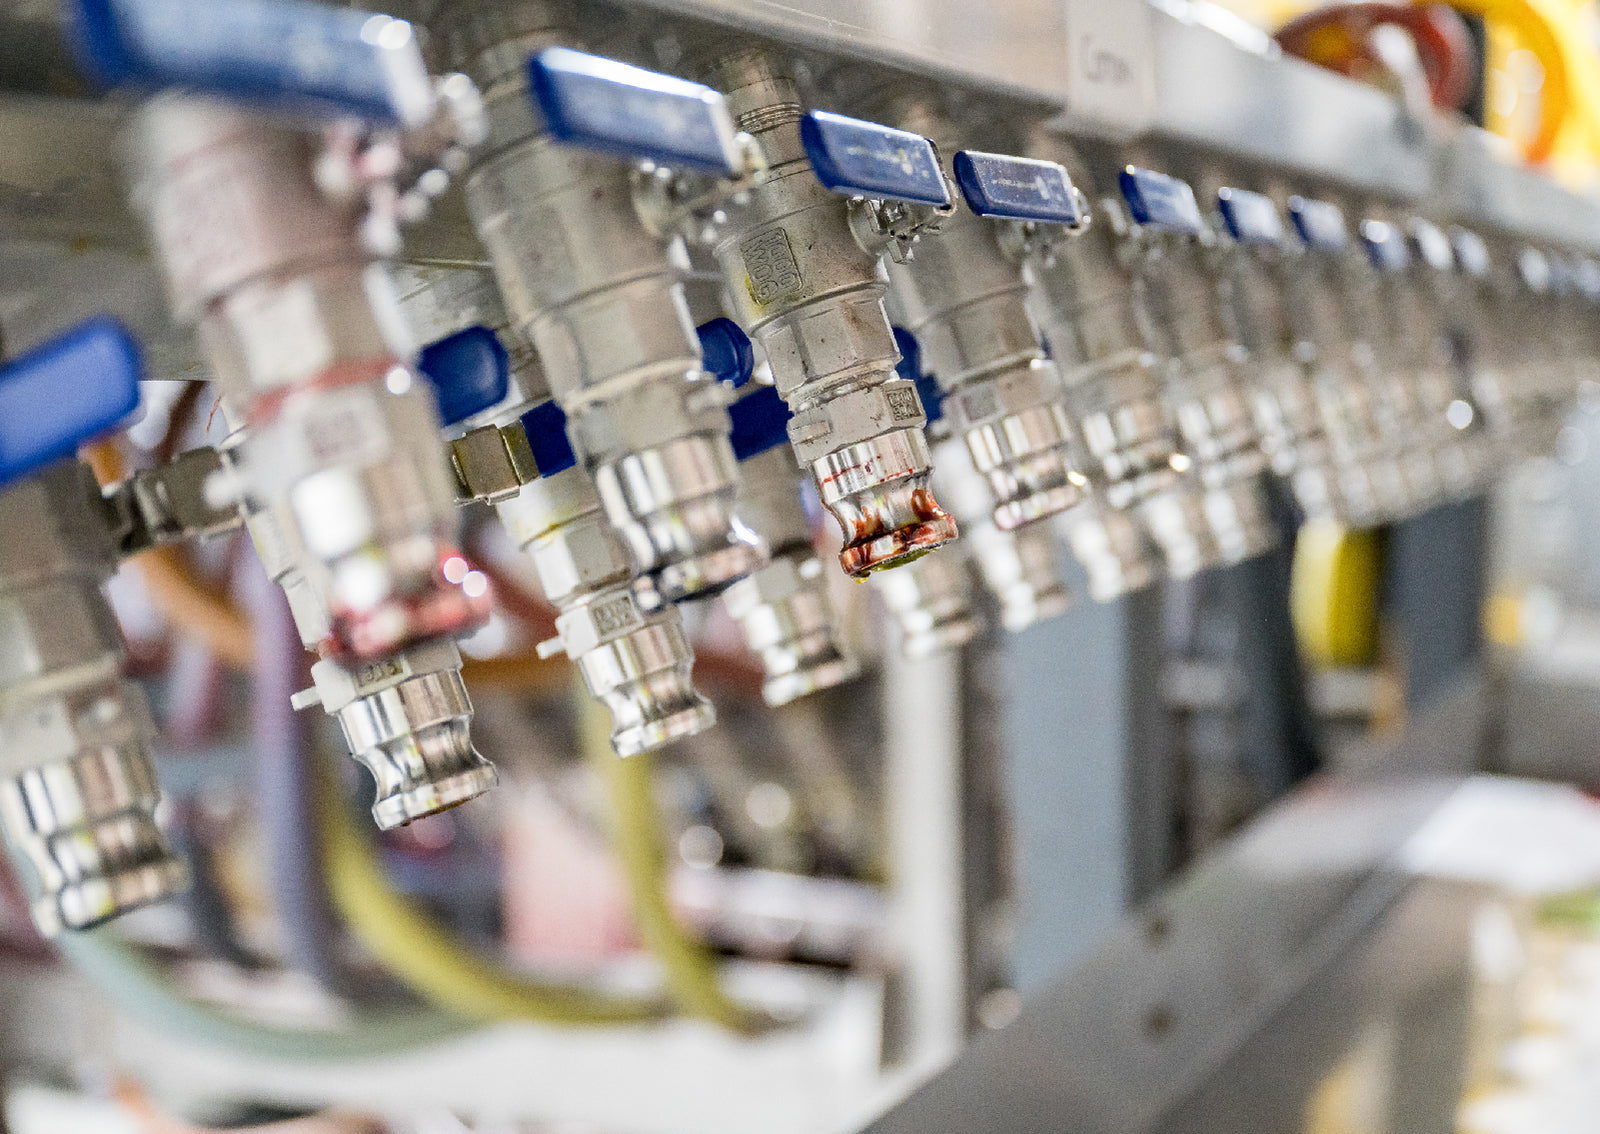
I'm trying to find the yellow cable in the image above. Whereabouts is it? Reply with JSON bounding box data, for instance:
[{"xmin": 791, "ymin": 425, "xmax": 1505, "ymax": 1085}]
[
  {"xmin": 577, "ymin": 684, "xmax": 757, "ymax": 1033},
  {"xmin": 1291, "ymin": 519, "xmax": 1382, "ymax": 668},
  {"xmin": 317, "ymin": 756, "xmax": 668, "ymax": 1027}
]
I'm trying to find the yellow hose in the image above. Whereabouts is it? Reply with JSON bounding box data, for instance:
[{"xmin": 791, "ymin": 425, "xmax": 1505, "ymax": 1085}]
[
  {"xmin": 577, "ymin": 684, "xmax": 757, "ymax": 1033},
  {"xmin": 317, "ymin": 756, "xmax": 669, "ymax": 1027}
]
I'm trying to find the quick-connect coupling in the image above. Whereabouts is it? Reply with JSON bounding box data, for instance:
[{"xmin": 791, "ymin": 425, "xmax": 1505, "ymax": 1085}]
[
  {"xmin": 129, "ymin": 98, "xmax": 486, "ymax": 664},
  {"xmin": 496, "ymin": 459, "xmax": 715, "ymax": 756},
  {"xmin": 1117, "ymin": 167, "xmax": 1276, "ymax": 566},
  {"xmin": 298, "ymin": 642, "xmax": 497, "ymax": 830},
  {"xmin": 243, "ymin": 486, "xmax": 500, "ymax": 826},
  {"xmin": 445, "ymin": 17, "xmax": 765, "ymax": 602},
  {"xmin": 879, "ymin": 114, "xmax": 1091, "ymax": 532},
  {"xmin": 0, "ymin": 462, "xmax": 188, "ymax": 934},
  {"xmin": 702, "ymin": 51, "xmax": 957, "ymax": 578},
  {"xmin": 871, "ymin": 546, "xmax": 982, "ymax": 659},
  {"xmin": 931, "ymin": 439, "xmax": 1073, "ymax": 632},
  {"xmin": 1057, "ymin": 497, "xmax": 1160, "ymax": 603},
  {"xmin": 722, "ymin": 437, "xmax": 860, "ymax": 707}
]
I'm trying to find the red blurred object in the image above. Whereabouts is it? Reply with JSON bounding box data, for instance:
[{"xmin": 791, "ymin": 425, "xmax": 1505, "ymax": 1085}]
[{"xmin": 1276, "ymin": 2, "xmax": 1478, "ymax": 111}]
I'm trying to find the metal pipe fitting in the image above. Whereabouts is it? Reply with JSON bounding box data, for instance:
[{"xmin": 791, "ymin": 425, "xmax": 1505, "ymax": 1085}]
[
  {"xmin": 497, "ymin": 464, "xmax": 715, "ymax": 756},
  {"xmin": 871, "ymin": 544, "xmax": 982, "ymax": 659},
  {"xmin": 1116, "ymin": 183, "xmax": 1276, "ymax": 565},
  {"xmin": 931, "ymin": 439, "xmax": 1073, "ymax": 632},
  {"xmin": 0, "ymin": 462, "xmax": 187, "ymax": 934},
  {"xmin": 438, "ymin": 3, "xmax": 766, "ymax": 603},
  {"xmin": 242, "ymin": 481, "xmax": 498, "ymax": 828},
  {"xmin": 1023, "ymin": 190, "xmax": 1219, "ymax": 576},
  {"xmin": 879, "ymin": 103, "xmax": 1086, "ymax": 532},
  {"xmin": 129, "ymin": 98, "xmax": 484, "ymax": 664},
  {"xmin": 1057, "ymin": 497, "xmax": 1161, "ymax": 603},
  {"xmin": 700, "ymin": 50, "xmax": 957, "ymax": 578},
  {"xmin": 722, "ymin": 445, "xmax": 860, "ymax": 707}
]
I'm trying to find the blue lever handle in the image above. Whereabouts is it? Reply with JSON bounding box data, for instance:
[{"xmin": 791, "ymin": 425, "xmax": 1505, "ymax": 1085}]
[
  {"xmin": 951, "ymin": 151, "xmax": 1083, "ymax": 226},
  {"xmin": 1406, "ymin": 219, "xmax": 1454, "ymax": 273},
  {"xmin": 696, "ymin": 318, "xmax": 754, "ymax": 388},
  {"xmin": 1216, "ymin": 188, "xmax": 1283, "ymax": 247},
  {"xmin": 1451, "ymin": 229, "xmax": 1490, "ymax": 278},
  {"xmin": 0, "ymin": 318, "xmax": 143, "ymax": 488},
  {"xmin": 529, "ymin": 47, "xmax": 742, "ymax": 177},
  {"xmin": 728, "ymin": 385, "xmax": 792, "ymax": 462},
  {"xmin": 1360, "ymin": 220, "xmax": 1409, "ymax": 273},
  {"xmin": 66, "ymin": 0, "xmax": 433, "ymax": 126},
  {"xmin": 1118, "ymin": 167, "xmax": 1203, "ymax": 236},
  {"xmin": 519, "ymin": 400, "xmax": 577, "ymax": 477},
  {"xmin": 892, "ymin": 326, "xmax": 943, "ymax": 425},
  {"xmin": 417, "ymin": 326, "xmax": 510, "ymax": 428},
  {"xmin": 1517, "ymin": 247, "xmax": 1551, "ymax": 293},
  {"xmin": 1287, "ymin": 196, "xmax": 1349, "ymax": 253},
  {"xmin": 800, "ymin": 111, "xmax": 951, "ymax": 208}
]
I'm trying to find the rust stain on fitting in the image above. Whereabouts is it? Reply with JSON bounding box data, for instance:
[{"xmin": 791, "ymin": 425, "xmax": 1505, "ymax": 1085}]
[{"xmin": 837, "ymin": 490, "xmax": 958, "ymax": 579}]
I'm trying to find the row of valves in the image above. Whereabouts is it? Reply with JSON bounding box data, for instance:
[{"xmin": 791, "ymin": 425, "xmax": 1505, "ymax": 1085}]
[{"xmin": 0, "ymin": 0, "xmax": 1591, "ymax": 936}]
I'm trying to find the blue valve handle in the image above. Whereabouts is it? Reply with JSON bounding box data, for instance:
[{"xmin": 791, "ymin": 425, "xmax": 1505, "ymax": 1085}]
[
  {"xmin": 800, "ymin": 111, "xmax": 951, "ymax": 208},
  {"xmin": 66, "ymin": 0, "xmax": 433, "ymax": 126},
  {"xmin": 696, "ymin": 318, "xmax": 754, "ymax": 388},
  {"xmin": 1216, "ymin": 187, "xmax": 1283, "ymax": 247},
  {"xmin": 1287, "ymin": 196, "xmax": 1349, "ymax": 253},
  {"xmin": 1517, "ymin": 247, "xmax": 1551, "ymax": 293},
  {"xmin": 1360, "ymin": 220, "xmax": 1409, "ymax": 273},
  {"xmin": 519, "ymin": 400, "xmax": 577, "ymax": 477},
  {"xmin": 0, "ymin": 317, "xmax": 143, "ymax": 489},
  {"xmin": 1451, "ymin": 229, "xmax": 1490, "ymax": 278},
  {"xmin": 1407, "ymin": 219, "xmax": 1454, "ymax": 273},
  {"xmin": 892, "ymin": 326, "xmax": 943, "ymax": 425},
  {"xmin": 952, "ymin": 151, "xmax": 1083, "ymax": 226},
  {"xmin": 1118, "ymin": 166, "xmax": 1204, "ymax": 236},
  {"xmin": 728, "ymin": 385, "xmax": 792, "ymax": 462},
  {"xmin": 529, "ymin": 47, "xmax": 743, "ymax": 177},
  {"xmin": 416, "ymin": 326, "xmax": 510, "ymax": 428}
]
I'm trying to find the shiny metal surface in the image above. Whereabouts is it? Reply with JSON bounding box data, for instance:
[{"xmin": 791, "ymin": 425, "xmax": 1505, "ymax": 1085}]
[
  {"xmin": 496, "ymin": 465, "xmax": 716, "ymax": 755},
  {"xmin": 441, "ymin": 0, "xmax": 766, "ymax": 602},
  {"xmin": 0, "ymin": 461, "xmax": 187, "ymax": 934},
  {"xmin": 704, "ymin": 48, "xmax": 957, "ymax": 578}
]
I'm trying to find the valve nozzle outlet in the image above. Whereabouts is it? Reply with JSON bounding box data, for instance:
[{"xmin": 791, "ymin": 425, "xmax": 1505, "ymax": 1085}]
[
  {"xmin": 0, "ymin": 701, "xmax": 189, "ymax": 936},
  {"xmin": 332, "ymin": 662, "xmax": 499, "ymax": 829}
]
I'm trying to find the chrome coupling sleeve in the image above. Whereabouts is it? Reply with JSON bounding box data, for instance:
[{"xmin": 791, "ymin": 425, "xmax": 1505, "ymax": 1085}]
[
  {"xmin": 721, "ymin": 447, "xmax": 860, "ymax": 706},
  {"xmin": 703, "ymin": 51, "xmax": 957, "ymax": 578},
  {"xmin": 0, "ymin": 462, "xmax": 187, "ymax": 934},
  {"xmin": 448, "ymin": 11, "xmax": 764, "ymax": 601},
  {"xmin": 129, "ymin": 97, "xmax": 485, "ymax": 663},
  {"xmin": 888, "ymin": 208, "xmax": 1083, "ymax": 530},
  {"xmin": 496, "ymin": 466, "xmax": 715, "ymax": 756}
]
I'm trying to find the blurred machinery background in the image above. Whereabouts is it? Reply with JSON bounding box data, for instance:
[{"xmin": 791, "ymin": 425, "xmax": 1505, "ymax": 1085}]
[{"xmin": 4, "ymin": 0, "xmax": 1600, "ymax": 1131}]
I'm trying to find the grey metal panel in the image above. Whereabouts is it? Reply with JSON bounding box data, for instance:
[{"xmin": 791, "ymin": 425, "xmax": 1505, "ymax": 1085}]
[
  {"xmin": 1147, "ymin": 5, "xmax": 1434, "ymax": 199},
  {"xmin": 861, "ymin": 778, "xmax": 1467, "ymax": 1134},
  {"xmin": 1439, "ymin": 126, "xmax": 1600, "ymax": 250},
  {"xmin": 622, "ymin": 0, "xmax": 1076, "ymax": 108}
]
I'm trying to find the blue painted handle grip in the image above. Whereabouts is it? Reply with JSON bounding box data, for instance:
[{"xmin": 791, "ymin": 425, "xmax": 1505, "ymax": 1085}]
[
  {"xmin": 417, "ymin": 327, "xmax": 510, "ymax": 428},
  {"xmin": 529, "ymin": 47, "xmax": 742, "ymax": 177},
  {"xmin": 1287, "ymin": 196, "xmax": 1349, "ymax": 253},
  {"xmin": 1216, "ymin": 187, "xmax": 1283, "ymax": 247},
  {"xmin": 800, "ymin": 111, "xmax": 951, "ymax": 207},
  {"xmin": 728, "ymin": 385, "xmax": 792, "ymax": 462},
  {"xmin": 66, "ymin": 0, "xmax": 434, "ymax": 125},
  {"xmin": 519, "ymin": 401, "xmax": 577, "ymax": 477},
  {"xmin": 0, "ymin": 318, "xmax": 143, "ymax": 488},
  {"xmin": 1118, "ymin": 166, "xmax": 1204, "ymax": 236},
  {"xmin": 696, "ymin": 318, "xmax": 754, "ymax": 388},
  {"xmin": 952, "ymin": 151, "xmax": 1083, "ymax": 226},
  {"xmin": 1360, "ymin": 220, "xmax": 1410, "ymax": 273}
]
